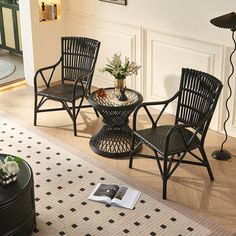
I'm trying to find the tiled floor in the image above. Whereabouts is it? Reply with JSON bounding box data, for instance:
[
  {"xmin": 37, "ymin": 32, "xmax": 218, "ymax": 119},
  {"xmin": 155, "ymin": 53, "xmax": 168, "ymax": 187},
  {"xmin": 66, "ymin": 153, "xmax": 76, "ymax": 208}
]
[{"xmin": 0, "ymin": 49, "xmax": 24, "ymax": 86}]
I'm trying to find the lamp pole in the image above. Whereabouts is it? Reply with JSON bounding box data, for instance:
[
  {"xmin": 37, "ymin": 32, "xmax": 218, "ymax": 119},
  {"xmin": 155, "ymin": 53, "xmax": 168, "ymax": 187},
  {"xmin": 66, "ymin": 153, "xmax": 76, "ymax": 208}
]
[
  {"xmin": 210, "ymin": 12, "xmax": 236, "ymax": 160},
  {"xmin": 212, "ymin": 30, "xmax": 236, "ymax": 160}
]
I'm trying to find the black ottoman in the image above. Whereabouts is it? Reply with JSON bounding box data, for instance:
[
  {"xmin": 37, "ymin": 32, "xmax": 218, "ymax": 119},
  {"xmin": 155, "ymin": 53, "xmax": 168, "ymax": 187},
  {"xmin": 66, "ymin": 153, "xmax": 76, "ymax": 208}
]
[{"xmin": 0, "ymin": 154, "xmax": 36, "ymax": 235}]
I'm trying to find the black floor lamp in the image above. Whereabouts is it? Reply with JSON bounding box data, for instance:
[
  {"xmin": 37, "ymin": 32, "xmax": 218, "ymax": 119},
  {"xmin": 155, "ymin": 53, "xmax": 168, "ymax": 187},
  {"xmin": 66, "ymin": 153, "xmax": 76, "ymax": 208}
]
[{"xmin": 210, "ymin": 12, "xmax": 236, "ymax": 160}]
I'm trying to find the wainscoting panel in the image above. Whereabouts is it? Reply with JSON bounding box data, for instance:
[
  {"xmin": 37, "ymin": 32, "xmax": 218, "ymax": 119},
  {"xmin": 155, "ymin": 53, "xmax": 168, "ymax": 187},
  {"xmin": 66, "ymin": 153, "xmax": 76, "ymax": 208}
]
[
  {"xmin": 145, "ymin": 29, "xmax": 223, "ymax": 131},
  {"xmin": 66, "ymin": 12, "xmax": 142, "ymax": 91},
  {"xmin": 65, "ymin": 13, "xmax": 228, "ymax": 133}
]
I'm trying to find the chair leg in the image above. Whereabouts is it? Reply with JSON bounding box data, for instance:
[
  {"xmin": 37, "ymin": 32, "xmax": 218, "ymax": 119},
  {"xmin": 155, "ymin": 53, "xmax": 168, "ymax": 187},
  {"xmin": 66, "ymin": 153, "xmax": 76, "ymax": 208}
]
[
  {"xmin": 72, "ymin": 102, "xmax": 77, "ymax": 136},
  {"xmin": 73, "ymin": 120, "xmax": 77, "ymax": 136},
  {"xmin": 34, "ymin": 95, "xmax": 37, "ymax": 126},
  {"xmin": 162, "ymin": 155, "xmax": 168, "ymax": 200},
  {"xmin": 199, "ymin": 146, "xmax": 214, "ymax": 181},
  {"xmin": 94, "ymin": 108, "xmax": 99, "ymax": 118},
  {"xmin": 129, "ymin": 153, "xmax": 134, "ymax": 168},
  {"xmin": 129, "ymin": 134, "xmax": 135, "ymax": 168},
  {"xmin": 162, "ymin": 179, "xmax": 167, "ymax": 200}
]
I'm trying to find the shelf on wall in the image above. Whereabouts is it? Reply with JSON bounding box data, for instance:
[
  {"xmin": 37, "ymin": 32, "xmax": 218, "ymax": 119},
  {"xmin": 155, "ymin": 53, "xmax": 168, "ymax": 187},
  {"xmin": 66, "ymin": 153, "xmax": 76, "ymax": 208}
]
[{"xmin": 38, "ymin": 0, "xmax": 61, "ymax": 22}]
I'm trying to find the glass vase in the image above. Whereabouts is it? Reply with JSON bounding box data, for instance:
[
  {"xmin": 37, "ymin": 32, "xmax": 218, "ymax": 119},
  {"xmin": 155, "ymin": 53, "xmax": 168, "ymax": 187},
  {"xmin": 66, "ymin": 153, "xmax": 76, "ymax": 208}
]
[{"xmin": 114, "ymin": 78, "xmax": 127, "ymax": 101}]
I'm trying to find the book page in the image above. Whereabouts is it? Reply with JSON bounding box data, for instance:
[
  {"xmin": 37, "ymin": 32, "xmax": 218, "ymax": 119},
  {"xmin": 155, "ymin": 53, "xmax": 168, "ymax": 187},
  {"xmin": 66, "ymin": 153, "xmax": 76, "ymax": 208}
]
[
  {"xmin": 87, "ymin": 183, "xmax": 119, "ymax": 204},
  {"xmin": 111, "ymin": 185, "xmax": 141, "ymax": 209}
]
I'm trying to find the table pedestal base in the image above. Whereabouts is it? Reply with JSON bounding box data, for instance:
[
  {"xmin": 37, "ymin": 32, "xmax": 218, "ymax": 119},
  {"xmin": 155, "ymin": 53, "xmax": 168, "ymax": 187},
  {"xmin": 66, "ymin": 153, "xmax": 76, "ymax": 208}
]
[{"xmin": 90, "ymin": 126, "xmax": 141, "ymax": 157}]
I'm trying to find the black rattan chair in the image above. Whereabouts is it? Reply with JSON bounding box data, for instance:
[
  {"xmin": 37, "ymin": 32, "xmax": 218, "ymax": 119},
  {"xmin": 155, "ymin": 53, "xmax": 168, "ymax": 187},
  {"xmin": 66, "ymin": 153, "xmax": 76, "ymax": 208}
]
[
  {"xmin": 129, "ymin": 68, "xmax": 223, "ymax": 199},
  {"xmin": 34, "ymin": 37, "xmax": 100, "ymax": 136}
]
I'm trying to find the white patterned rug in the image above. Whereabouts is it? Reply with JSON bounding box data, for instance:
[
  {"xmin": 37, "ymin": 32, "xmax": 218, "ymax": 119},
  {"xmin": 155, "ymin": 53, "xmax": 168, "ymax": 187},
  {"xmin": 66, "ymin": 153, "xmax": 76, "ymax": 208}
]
[{"xmin": 0, "ymin": 113, "xmax": 234, "ymax": 236}]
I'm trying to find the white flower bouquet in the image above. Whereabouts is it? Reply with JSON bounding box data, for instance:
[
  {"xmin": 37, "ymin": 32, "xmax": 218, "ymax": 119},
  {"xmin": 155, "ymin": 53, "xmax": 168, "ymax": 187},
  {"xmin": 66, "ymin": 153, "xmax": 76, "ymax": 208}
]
[
  {"xmin": 0, "ymin": 155, "xmax": 21, "ymax": 186},
  {"xmin": 101, "ymin": 53, "xmax": 141, "ymax": 80}
]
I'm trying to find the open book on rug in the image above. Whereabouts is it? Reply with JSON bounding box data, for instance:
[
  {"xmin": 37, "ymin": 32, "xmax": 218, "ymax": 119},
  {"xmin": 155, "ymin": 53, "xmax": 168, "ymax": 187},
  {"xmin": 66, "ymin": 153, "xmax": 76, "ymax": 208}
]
[{"xmin": 88, "ymin": 183, "xmax": 141, "ymax": 209}]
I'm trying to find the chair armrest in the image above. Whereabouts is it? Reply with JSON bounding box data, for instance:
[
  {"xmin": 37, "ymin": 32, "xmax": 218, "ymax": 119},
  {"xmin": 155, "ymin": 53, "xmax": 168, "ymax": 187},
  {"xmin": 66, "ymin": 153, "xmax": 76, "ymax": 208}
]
[
  {"xmin": 164, "ymin": 123, "xmax": 200, "ymax": 155},
  {"xmin": 165, "ymin": 102, "xmax": 215, "ymax": 149},
  {"xmin": 140, "ymin": 92, "xmax": 180, "ymax": 108},
  {"xmin": 72, "ymin": 70, "xmax": 94, "ymax": 99},
  {"xmin": 132, "ymin": 91, "xmax": 180, "ymax": 131},
  {"xmin": 34, "ymin": 58, "xmax": 62, "ymax": 91}
]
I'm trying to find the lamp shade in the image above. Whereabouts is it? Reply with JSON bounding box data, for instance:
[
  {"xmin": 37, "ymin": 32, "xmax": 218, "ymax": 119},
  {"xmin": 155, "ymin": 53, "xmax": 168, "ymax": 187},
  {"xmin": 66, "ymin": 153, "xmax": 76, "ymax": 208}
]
[{"xmin": 210, "ymin": 12, "xmax": 236, "ymax": 31}]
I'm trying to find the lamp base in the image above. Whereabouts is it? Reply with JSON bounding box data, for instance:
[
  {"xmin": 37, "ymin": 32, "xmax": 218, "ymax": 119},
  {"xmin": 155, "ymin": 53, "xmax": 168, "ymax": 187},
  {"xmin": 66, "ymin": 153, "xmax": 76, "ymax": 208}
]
[{"xmin": 211, "ymin": 149, "xmax": 231, "ymax": 161}]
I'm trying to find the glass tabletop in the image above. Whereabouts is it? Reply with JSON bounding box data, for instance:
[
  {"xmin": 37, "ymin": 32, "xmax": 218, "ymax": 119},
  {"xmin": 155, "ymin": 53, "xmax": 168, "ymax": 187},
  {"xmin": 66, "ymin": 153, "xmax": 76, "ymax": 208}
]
[{"xmin": 89, "ymin": 88, "xmax": 142, "ymax": 108}]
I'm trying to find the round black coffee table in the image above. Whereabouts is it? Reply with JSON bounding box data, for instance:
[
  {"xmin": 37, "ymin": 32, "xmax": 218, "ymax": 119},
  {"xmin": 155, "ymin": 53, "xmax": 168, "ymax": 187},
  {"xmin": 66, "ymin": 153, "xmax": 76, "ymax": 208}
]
[
  {"xmin": 0, "ymin": 154, "xmax": 36, "ymax": 235},
  {"xmin": 88, "ymin": 88, "xmax": 143, "ymax": 157}
]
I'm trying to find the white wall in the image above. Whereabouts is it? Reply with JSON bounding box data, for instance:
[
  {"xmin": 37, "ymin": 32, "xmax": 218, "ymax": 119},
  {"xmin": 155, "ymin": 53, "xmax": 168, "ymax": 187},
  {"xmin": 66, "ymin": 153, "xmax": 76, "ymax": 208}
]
[
  {"xmin": 18, "ymin": 0, "xmax": 35, "ymax": 85},
  {"xmin": 19, "ymin": 0, "xmax": 236, "ymax": 136},
  {"xmin": 19, "ymin": 0, "xmax": 66, "ymax": 86},
  {"xmin": 66, "ymin": 0, "xmax": 235, "ymax": 46},
  {"xmin": 65, "ymin": 0, "xmax": 236, "ymax": 135}
]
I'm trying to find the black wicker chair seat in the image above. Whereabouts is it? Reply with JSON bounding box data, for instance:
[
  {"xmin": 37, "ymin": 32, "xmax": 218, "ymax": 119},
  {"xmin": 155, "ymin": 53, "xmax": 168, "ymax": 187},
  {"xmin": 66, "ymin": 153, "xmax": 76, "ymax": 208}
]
[
  {"xmin": 129, "ymin": 68, "xmax": 223, "ymax": 200},
  {"xmin": 38, "ymin": 84, "xmax": 84, "ymax": 102},
  {"xmin": 135, "ymin": 125, "xmax": 200, "ymax": 155}
]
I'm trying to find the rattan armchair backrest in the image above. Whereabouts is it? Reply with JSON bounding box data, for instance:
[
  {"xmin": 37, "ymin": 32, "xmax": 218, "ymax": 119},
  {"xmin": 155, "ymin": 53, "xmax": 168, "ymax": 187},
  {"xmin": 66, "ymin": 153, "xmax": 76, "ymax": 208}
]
[
  {"xmin": 175, "ymin": 68, "xmax": 223, "ymax": 135},
  {"xmin": 61, "ymin": 36, "xmax": 100, "ymax": 87}
]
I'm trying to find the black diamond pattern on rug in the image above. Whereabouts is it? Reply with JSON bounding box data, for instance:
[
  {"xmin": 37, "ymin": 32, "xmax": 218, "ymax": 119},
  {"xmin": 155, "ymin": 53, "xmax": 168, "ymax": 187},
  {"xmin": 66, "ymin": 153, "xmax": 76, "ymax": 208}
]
[{"xmin": 0, "ymin": 115, "xmax": 233, "ymax": 236}]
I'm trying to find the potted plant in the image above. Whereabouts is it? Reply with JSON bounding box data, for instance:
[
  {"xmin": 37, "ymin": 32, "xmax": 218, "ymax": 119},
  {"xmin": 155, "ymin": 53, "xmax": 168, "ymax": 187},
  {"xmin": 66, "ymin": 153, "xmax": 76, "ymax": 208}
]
[
  {"xmin": 0, "ymin": 155, "xmax": 21, "ymax": 186},
  {"xmin": 101, "ymin": 53, "xmax": 141, "ymax": 100}
]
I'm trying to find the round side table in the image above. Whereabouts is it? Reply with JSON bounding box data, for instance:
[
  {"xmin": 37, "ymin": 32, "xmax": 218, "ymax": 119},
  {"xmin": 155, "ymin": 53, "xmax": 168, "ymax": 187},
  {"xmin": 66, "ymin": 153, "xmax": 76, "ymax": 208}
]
[
  {"xmin": 0, "ymin": 154, "xmax": 36, "ymax": 236},
  {"xmin": 88, "ymin": 88, "xmax": 143, "ymax": 157}
]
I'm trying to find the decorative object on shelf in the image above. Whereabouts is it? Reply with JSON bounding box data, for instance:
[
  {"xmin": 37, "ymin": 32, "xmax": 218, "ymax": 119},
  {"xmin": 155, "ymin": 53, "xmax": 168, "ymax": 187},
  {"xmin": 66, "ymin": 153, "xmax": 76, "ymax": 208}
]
[
  {"xmin": 45, "ymin": 3, "xmax": 57, "ymax": 20},
  {"xmin": 99, "ymin": 0, "xmax": 127, "ymax": 6},
  {"xmin": 101, "ymin": 52, "xmax": 140, "ymax": 101},
  {"xmin": 0, "ymin": 155, "xmax": 21, "ymax": 186},
  {"xmin": 40, "ymin": 2, "xmax": 46, "ymax": 22},
  {"xmin": 210, "ymin": 12, "xmax": 236, "ymax": 161},
  {"xmin": 39, "ymin": 1, "xmax": 57, "ymax": 22}
]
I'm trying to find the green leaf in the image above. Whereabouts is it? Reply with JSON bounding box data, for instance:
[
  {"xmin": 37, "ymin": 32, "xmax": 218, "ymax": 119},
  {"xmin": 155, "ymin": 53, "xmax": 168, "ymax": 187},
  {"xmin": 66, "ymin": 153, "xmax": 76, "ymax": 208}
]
[{"xmin": 5, "ymin": 155, "xmax": 22, "ymax": 164}]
